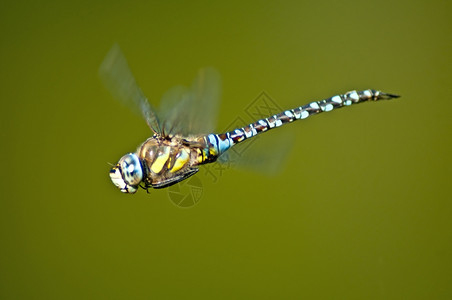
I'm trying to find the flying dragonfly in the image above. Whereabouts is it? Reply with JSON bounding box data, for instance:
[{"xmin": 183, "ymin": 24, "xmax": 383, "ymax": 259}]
[{"xmin": 100, "ymin": 45, "xmax": 399, "ymax": 194}]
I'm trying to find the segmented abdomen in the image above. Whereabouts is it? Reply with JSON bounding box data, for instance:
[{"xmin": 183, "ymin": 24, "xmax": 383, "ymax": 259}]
[{"xmin": 204, "ymin": 89, "xmax": 399, "ymax": 157}]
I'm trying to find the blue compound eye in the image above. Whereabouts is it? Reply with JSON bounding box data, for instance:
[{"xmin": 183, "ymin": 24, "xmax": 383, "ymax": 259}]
[{"xmin": 119, "ymin": 153, "xmax": 143, "ymax": 186}]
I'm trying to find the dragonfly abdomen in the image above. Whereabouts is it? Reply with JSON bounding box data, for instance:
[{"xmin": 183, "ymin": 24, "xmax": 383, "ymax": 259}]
[{"xmin": 206, "ymin": 89, "xmax": 399, "ymax": 156}]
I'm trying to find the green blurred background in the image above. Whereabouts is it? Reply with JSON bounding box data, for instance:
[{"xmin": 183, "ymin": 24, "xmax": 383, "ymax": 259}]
[{"xmin": 1, "ymin": 0, "xmax": 451, "ymax": 299}]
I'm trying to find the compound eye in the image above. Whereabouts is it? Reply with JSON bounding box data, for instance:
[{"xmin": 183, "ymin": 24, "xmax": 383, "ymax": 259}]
[{"xmin": 119, "ymin": 153, "xmax": 143, "ymax": 186}]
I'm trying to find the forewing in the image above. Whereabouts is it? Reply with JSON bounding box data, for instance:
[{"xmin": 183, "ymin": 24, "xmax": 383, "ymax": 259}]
[
  {"xmin": 158, "ymin": 68, "xmax": 221, "ymax": 136},
  {"xmin": 158, "ymin": 85, "xmax": 191, "ymax": 136},
  {"xmin": 99, "ymin": 44, "xmax": 161, "ymax": 134}
]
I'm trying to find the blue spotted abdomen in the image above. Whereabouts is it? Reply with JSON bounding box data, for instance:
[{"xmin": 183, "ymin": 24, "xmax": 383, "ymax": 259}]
[{"xmin": 205, "ymin": 89, "xmax": 399, "ymax": 156}]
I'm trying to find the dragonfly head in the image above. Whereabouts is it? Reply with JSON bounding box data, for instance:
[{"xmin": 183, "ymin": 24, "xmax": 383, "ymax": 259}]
[{"xmin": 109, "ymin": 153, "xmax": 143, "ymax": 193}]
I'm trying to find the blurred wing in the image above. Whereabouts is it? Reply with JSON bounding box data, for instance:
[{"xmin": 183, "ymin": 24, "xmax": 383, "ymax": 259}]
[
  {"xmin": 159, "ymin": 68, "xmax": 221, "ymax": 136},
  {"xmin": 215, "ymin": 91, "xmax": 292, "ymax": 174},
  {"xmin": 99, "ymin": 44, "xmax": 161, "ymax": 134},
  {"xmin": 158, "ymin": 85, "xmax": 191, "ymax": 136},
  {"xmin": 217, "ymin": 129, "xmax": 293, "ymax": 175}
]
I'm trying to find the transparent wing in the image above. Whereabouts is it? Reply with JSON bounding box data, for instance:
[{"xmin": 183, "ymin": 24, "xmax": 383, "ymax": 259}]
[
  {"xmin": 214, "ymin": 90, "xmax": 293, "ymax": 174},
  {"xmin": 158, "ymin": 85, "xmax": 191, "ymax": 135},
  {"xmin": 99, "ymin": 44, "xmax": 161, "ymax": 134},
  {"xmin": 158, "ymin": 68, "xmax": 221, "ymax": 136},
  {"xmin": 217, "ymin": 129, "xmax": 293, "ymax": 175}
]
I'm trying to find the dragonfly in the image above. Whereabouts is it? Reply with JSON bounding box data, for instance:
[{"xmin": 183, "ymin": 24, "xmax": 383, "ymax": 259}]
[{"xmin": 100, "ymin": 45, "xmax": 399, "ymax": 194}]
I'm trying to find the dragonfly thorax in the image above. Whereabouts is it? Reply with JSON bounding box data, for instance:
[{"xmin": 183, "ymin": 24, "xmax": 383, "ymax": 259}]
[
  {"xmin": 131, "ymin": 133, "xmax": 226, "ymax": 189},
  {"xmin": 109, "ymin": 153, "xmax": 143, "ymax": 193}
]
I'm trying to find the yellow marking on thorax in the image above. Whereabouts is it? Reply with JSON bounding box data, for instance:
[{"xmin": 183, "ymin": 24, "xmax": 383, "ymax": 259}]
[
  {"xmin": 151, "ymin": 147, "xmax": 170, "ymax": 174},
  {"xmin": 196, "ymin": 148, "xmax": 204, "ymax": 163},
  {"xmin": 209, "ymin": 147, "xmax": 218, "ymax": 156},
  {"xmin": 170, "ymin": 148, "xmax": 190, "ymax": 173}
]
